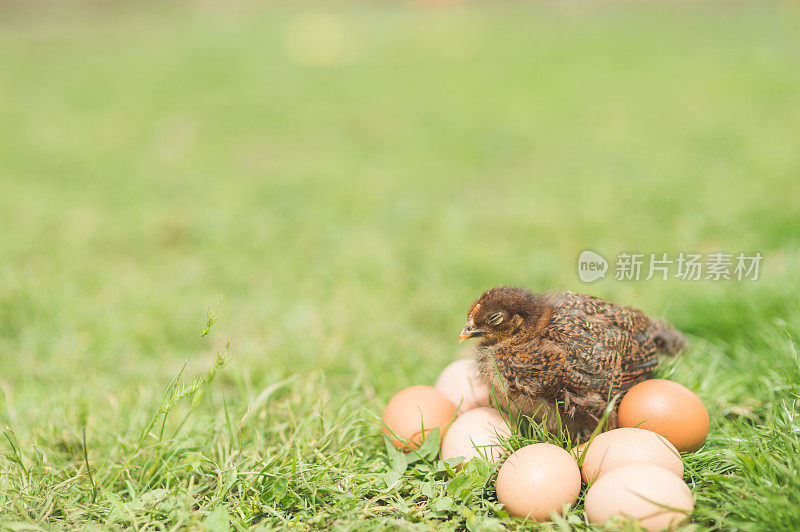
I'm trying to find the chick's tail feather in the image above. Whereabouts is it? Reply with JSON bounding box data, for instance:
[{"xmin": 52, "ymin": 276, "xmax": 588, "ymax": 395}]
[{"xmin": 651, "ymin": 319, "xmax": 688, "ymax": 355}]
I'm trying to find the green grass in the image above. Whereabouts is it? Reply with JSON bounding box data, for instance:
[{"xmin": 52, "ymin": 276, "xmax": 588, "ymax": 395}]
[{"xmin": 1, "ymin": 0, "xmax": 800, "ymax": 529}]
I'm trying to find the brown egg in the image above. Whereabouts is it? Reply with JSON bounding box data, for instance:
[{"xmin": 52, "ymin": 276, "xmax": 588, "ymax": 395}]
[
  {"xmin": 441, "ymin": 407, "xmax": 511, "ymax": 464},
  {"xmin": 619, "ymin": 379, "xmax": 709, "ymax": 452},
  {"xmin": 585, "ymin": 463, "xmax": 694, "ymax": 531},
  {"xmin": 382, "ymin": 385, "xmax": 456, "ymax": 450},
  {"xmin": 496, "ymin": 443, "xmax": 581, "ymax": 521},
  {"xmin": 435, "ymin": 359, "xmax": 490, "ymax": 414},
  {"xmin": 580, "ymin": 427, "xmax": 683, "ymax": 483}
]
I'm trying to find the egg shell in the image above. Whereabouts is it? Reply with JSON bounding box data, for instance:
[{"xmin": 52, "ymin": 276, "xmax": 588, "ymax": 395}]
[
  {"xmin": 382, "ymin": 385, "xmax": 456, "ymax": 450},
  {"xmin": 441, "ymin": 407, "xmax": 511, "ymax": 464},
  {"xmin": 435, "ymin": 359, "xmax": 490, "ymax": 414},
  {"xmin": 619, "ymin": 379, "xmax": 709, "ymax": 452},
  {"xmin": 580, "ymin": 427, "xmax": 683, "ymax": 483},
  {"xmin": 585, "ymin": 463, "xmax": 694, "ymax": 531},
  {"xmin": 496, "ymin": 443, "xmax": 581, "ymax": 521}
]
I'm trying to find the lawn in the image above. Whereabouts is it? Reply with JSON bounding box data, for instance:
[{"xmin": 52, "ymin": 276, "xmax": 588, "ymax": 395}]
[{"xmin": 1, "ymin": 1, "xmax": 799, "ymax": 529}]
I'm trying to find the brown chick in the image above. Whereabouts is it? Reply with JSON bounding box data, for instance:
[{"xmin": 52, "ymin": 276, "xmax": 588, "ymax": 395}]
[{"xmin": 459, "ymin": 286, "xmax": 687, "ymax": 438}]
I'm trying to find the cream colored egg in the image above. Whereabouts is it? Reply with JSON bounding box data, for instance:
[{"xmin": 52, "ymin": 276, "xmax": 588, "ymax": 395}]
[
  {"xmin": 441, "ymin": 407, "xmax": 511, "ymax": 464},
  {"xmin": 382, "ymin": 385, "xmax": 456, "ymax": 451},
  {"xmin": 435, "ymin": 359, "xmax": 490, "ymax": 414},
  {"xmin": 580, "ymin": 427, "xmax": 683, "ymax": 483},
  {"xmin": 585, "ymin": 463, "xmax": 694, "ymax": 531},
  {"xmin": 496, "ymin": 443, "xmax": 581, "ymax": 521}
]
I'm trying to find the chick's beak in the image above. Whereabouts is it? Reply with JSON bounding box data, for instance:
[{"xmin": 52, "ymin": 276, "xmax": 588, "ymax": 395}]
[{"xmin": 458, "ymin": 325, "xmax": 484, "ymax": 343}]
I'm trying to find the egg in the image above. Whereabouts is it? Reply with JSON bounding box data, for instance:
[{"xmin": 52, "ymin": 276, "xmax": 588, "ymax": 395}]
[
  {"xmin": 496, "ymin": 443, "xmax": 581, "ymax": 521},
  {"xmin": 382, "ymin": 385, "xmax": 456, "ymax": 450},
  {"xmin": 619, "ymin": 379, "xmax": 709, "ymax": 452},
  {"xmin": 434, "ymin": 359, "xmax": 490, "ymax": 414},
  {"xmin": 580, "ymin": 427, "xmax": 683, "ymax": 483},
  {"xmin": 585, "ymin": 463, "xmax": 694, "ymax": 531},
  {"xmin": 441, "ymin": 407, "xmax": 511, "ymax": 464}
]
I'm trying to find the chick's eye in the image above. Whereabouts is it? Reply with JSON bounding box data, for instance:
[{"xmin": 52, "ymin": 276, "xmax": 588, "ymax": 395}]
[{"xmin": 486, "ymin": 312, "xmax": 504, "ymax": 326}]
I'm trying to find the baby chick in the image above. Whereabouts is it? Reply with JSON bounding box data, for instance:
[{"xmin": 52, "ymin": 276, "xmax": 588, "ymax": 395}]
[{"xmin": 459, "ymin": 286, "xmax": 687, "ymax": 437}]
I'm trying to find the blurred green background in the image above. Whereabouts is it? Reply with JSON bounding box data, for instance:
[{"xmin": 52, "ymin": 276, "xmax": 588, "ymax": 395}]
[
  {"xmin": 0, "ymin": 0, "xmax": 799, "ymax": 526},
  {"xmin": 2, "ymin": 0, "xmax": 799, "ymax": 414}
]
